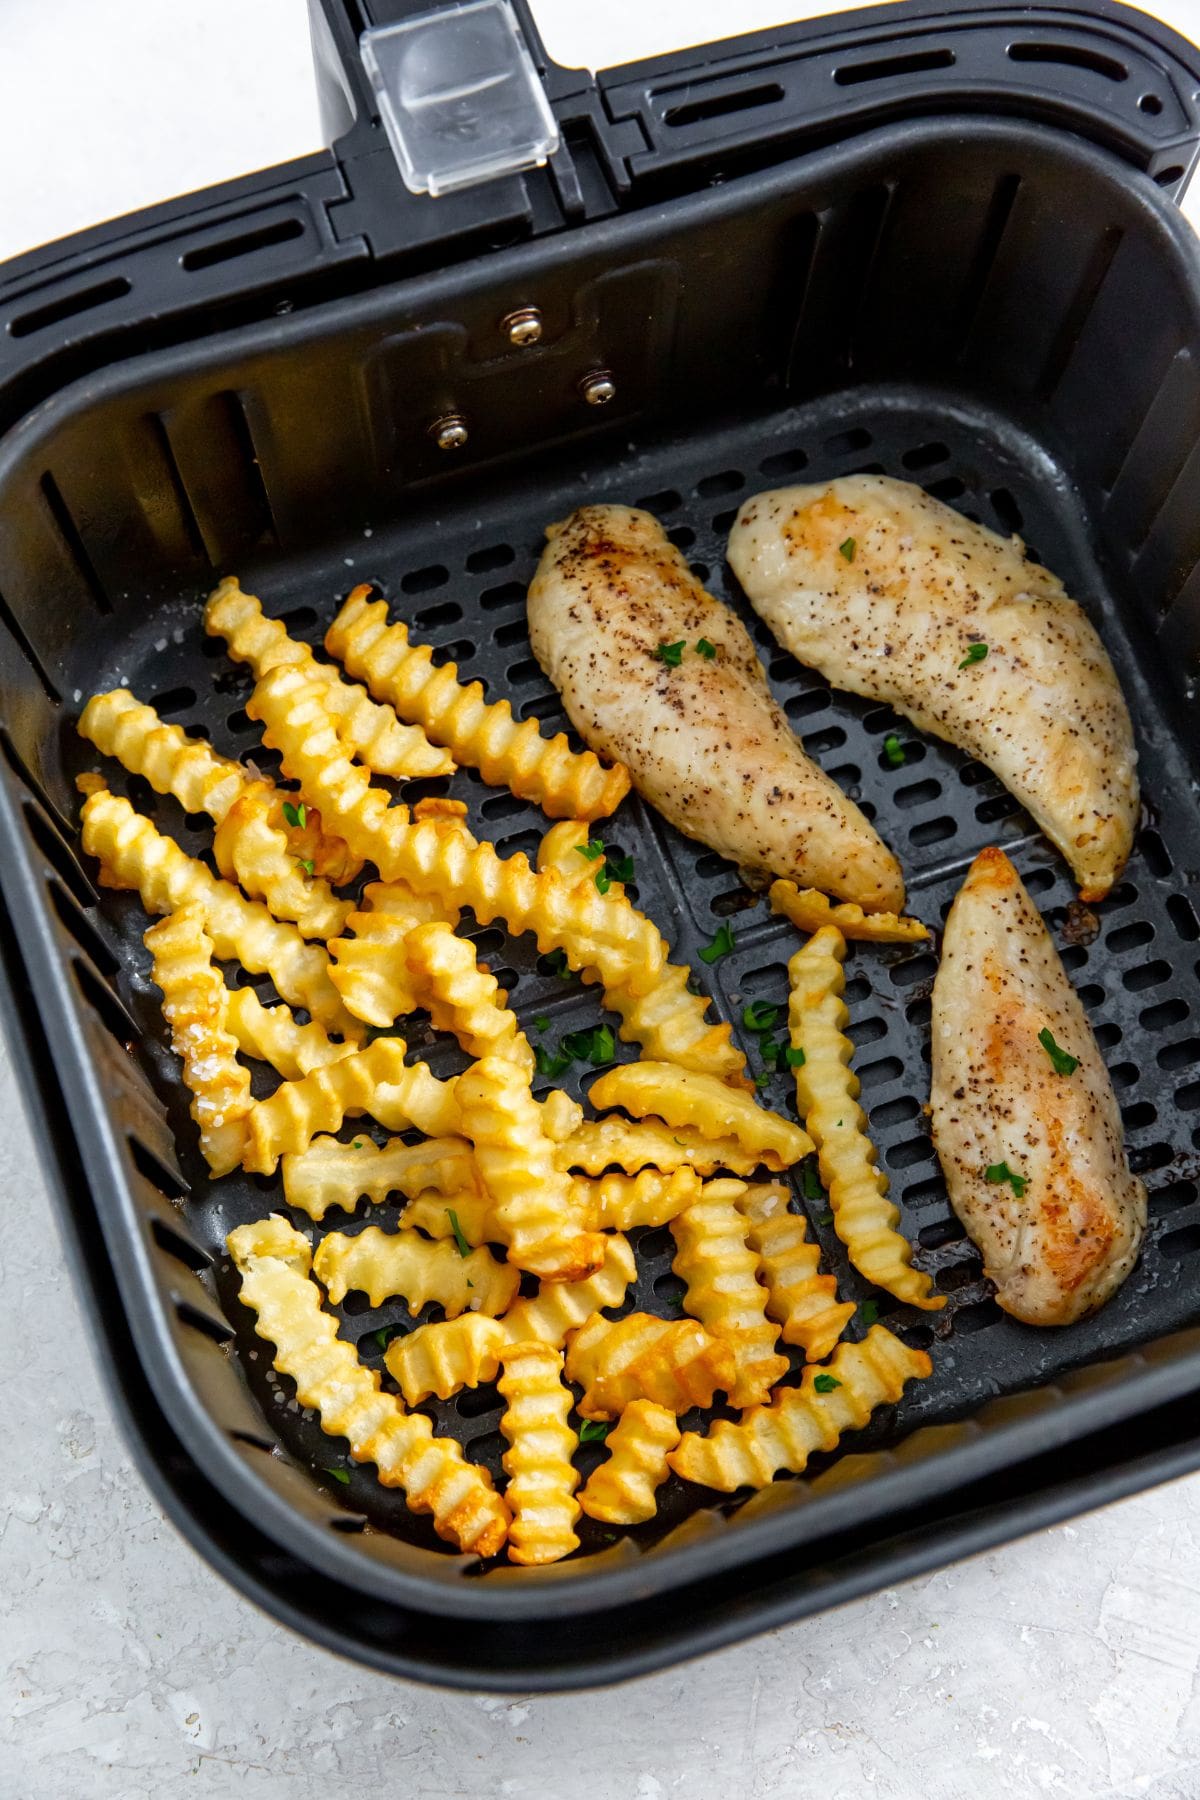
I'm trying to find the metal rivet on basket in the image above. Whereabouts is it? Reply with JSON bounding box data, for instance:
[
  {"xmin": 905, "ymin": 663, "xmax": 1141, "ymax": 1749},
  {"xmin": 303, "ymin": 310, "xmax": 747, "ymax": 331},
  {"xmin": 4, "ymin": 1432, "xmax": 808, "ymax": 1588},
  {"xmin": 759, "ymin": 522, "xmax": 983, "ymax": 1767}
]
[
  {"xmin": 579, "ymin": 369, "xmax": 616, "ymax": 407},
  {"xmin": 430, "ymin": 414, "xmax": 468, "ymax": 451},
  {"xmin": 503, "ymin": 307, "xmax": 543, "ymax": 347}
]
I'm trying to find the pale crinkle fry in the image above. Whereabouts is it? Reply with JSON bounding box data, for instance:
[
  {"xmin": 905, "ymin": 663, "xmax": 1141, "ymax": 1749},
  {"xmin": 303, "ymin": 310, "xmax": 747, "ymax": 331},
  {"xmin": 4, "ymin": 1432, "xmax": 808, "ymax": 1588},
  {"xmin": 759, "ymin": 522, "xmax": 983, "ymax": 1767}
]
[
  {"xmin": 329, "ymin": 880, "xmax": 461, "ymax": 1027},
  {"xmin": 244, "ymin": 1037, "xmax": 412, "ymax": 1174},
  {"xmin": 670, "ymin": 1178, "xmax": 789, "ymax": 1409},
  {"xmin": 224, "ymin": 986, "xmax": 357, "ymax": 1081},
  {"xmin": 212, "ymin": 779, "xmax": 352, "ymax": 940},
  {"xmin": 669, "ymin": 1325, "xmax": 932, "ymax": 1491},
  {"xmin": 385, "ymin": 1313, "xmax": 508, "ymax": 1404},
  {"xmin": 227, "ymin": 1216, "xmax": 508, "ymax": 1555},
  {"xmin": 736, "ymin": 1181, "xmax": 855, "ymax": 1363},
  {"xmin": 283, "ymin": 1134, "xmax": 476, "ymax": 1221},
  {"xmin": 769, "ymin": 880, "xmax": 929, "ymax": 945},
  {"xmin": 537, "ymin": 819, "xmax": 749, "ymax": 1087},
  {"xmin": 555, "ymin": 1115, "xmax": 768, "ymax": 1178},
  {"xmin": 564, "ymin": 1311, "xmax": 736, "ymax": 1420},
  {"xmin": 312, "ymin": 1226, "xmax": 519, "ymax": 1315},
  {"xmin": 578, "ymin": 1400, "xmax": 681, "ymax": 1526},
  {"xmin": 144, "ymin": 907, "xmax": 252, "ymax": 1176},
  {"xmin": 79, "ymin": 787, "xmax": 361, "ymax": 1040},
  {"xmin": 248, "ymin": 666, "xmax": 671, "ymax": 1007},
  {"xmin": 497, "ymin": 1341, "xmax": 581, "ymax": 1565},
  {"xmin": 328, "ymin": 585, "xmax": 629, "ymax": 820},
  {"xmin": 540, "ymin": 1087, "xmax": 585, "ymax": 1145},
  {"xmin": 494, "ymin": 1233, "xmax": 635, "ymax": 1348},
  {"xmin": 588, "ymin": 1063, "xmax": 812, "ymax": 1168},
  {"xmin": 573, "ymin": 1167, "xmax": 702, "ymax": 1231},
  {"xmin": 402, "ymin": 1189, "xmax": 494, "ymax": 1245},
  {"xmin": 204, "ymin": 577, "xmax": 452, "ymax": 779},
  {"xmin": 404, "ymin": 920, "xmax": 533, "ymax": 1075},
  {"xmin": 789, "ymin": 927, "xmax": 944, "ymax": 1311},
  {"xmin": 456, "ymin": 1054, "xmax": 605, "ymax": 1283}
]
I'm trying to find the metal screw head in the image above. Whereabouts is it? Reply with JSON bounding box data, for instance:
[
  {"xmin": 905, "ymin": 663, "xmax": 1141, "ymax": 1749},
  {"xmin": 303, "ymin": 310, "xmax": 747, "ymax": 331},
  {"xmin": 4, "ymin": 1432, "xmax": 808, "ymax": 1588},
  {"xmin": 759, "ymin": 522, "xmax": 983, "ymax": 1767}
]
[
  {"xmin": 430, "ymin": 414, "xmax": 468, "ymax": 451},
  {"xmin": 503, "ymin": 306, "xmax": 543, "ymax": 347},
  {"xmin": 580, "ymin": 369, "xmax": 616, "ymax": 407}
]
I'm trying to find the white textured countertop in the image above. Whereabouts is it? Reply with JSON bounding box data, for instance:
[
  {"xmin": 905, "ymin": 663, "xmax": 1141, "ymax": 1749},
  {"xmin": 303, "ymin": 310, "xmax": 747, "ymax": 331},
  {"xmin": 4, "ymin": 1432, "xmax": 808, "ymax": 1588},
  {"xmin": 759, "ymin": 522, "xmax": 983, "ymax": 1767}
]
[{"xmin": 5, "ymin": 4, "xmax": 1200, "ymax": 1795}]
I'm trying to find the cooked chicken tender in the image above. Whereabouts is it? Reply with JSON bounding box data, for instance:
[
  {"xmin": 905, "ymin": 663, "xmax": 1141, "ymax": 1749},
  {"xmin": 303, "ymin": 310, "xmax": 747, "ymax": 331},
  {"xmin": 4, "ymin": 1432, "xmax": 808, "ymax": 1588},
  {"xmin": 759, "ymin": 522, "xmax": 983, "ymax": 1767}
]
[
  {"xmin": 728, "ymin": 475, "xmax": 1137, "ymax": 901},
  {"xmin": 930, "ymin": 847, "xmax": 1145, "ymax": 1325},
  {"xmin": 527, "ymin": 505, "xmax": 904, "ymax": 910}
]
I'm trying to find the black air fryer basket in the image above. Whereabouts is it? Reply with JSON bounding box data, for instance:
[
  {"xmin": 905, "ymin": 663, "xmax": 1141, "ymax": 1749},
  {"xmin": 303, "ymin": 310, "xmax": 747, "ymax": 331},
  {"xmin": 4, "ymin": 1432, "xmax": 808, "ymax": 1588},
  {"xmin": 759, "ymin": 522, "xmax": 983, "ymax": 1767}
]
[{"xmin": 5, "ymin": 0, "xmax": 1200, "ymax": 1689}]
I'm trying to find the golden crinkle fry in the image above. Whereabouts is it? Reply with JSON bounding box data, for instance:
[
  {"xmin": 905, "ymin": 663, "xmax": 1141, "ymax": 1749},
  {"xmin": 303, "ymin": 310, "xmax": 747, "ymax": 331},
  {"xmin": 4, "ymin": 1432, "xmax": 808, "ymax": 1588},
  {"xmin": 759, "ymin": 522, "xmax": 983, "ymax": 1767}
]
[
  {"xmin": 312, "ymin": 1225, "xmax": 518, "ymax": 1315},
  {"xmin": 564, "ymin": 1311, "xmax": 736, "ymax": 1420},
  {"xmin": 496, "ymin": 1233, "xmax": 636, "ymax": 1349},
  {"xmin": 588, "ymin": 1063, "xmax": 812, "ymax": 1169},
  {"xmin": 228, "ymin": 1216, "xmax": 509, "ymax": 1554},
  {"xmin": 769, "ymin": 880, "xmax": 929, "ymax": 945},
  {"xmin": 244, "ymin": 1036, "xmax": 412, "ymax": 1174},
  {"xmin": 283, "ymin": 1133, "xmax": 476, "ymax": 1220},
  {"xmin": 457, "ymin": 1054, "xmax": 605, "ymax": 1282},
  {"xmin": 670, "ymin": 1179, "xmax": 789, "ymax": 1409},
  {"xmin": 205, "ymin": 578, "xmax": 452, "ymax": 780},
  {"xmin": 404, "ymin": 920, "xmax": 533, "ymax": 1074},
  {"xmin": 538, "ymin": 820, "xmax": 748, "ymax": 1087},
  {"xmin": 556, "ymin": 1115, "xmax": 766, "ymax": 1178},
  {"xmin": 224, "ymin": 986, "xmax": 358, "ymax": 1081},
  {"xmin": 789, "ymin": 928, "xmax": 944, "ymax": 1311},
  {"xmin": 328, "ymin": 585, "xmax": 629, "ymax": 820},
  {"xmin": 669, "ymin": 1325, "xmax": 932, "ymax": 1491},
  {"xmin": 79, "ymin": 787, "xmax": 360, "ymax": 1039},
  {"xmin": 330, "ymin": 880, "xmax": 461, "ymax": 1027},
  {"xmin": 144, "ymin": 907, "xmax": 253, "ymax": 1175},
  {"xmin": 385, "ymin": 1313, "xmax": 508, "ymax": 1404},
  {"xmin": 497, "ymin": 1341, "xmax": 581, "ymax": 1565},
  {"xmin": 402, "ymin": 1189, "xmax": 494, "ymax": 1246},
  {"xmin": 574, "ymin": 1166, "xmax": 702, "ymax": 1232},
  {"xmin": 212, "ymin": 777, "xmax": 351, "ymax": 940},
  {"xmin": 736, "ymin": 1182, "xmax": 855, "ymax": 1363},
  {"xmin": 578, "ymin": 1400, "xmax": 681, "ymax": 1526}
]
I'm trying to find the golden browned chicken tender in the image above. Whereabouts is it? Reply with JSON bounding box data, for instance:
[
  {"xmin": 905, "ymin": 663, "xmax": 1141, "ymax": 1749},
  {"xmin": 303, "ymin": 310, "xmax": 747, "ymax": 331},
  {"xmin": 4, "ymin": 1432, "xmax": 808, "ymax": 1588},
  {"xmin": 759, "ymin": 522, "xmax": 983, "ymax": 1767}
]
[
  {"xmin": 527, "ymin": 505, "xmax": 905, "ymax": 910},
  {"xmin": 728, "ymin": 475, "xmax": 1137, "ymax": 901},
  {"xmin": 930, "ymin": 847, "xmax": 1146, "ymax": 1325}
]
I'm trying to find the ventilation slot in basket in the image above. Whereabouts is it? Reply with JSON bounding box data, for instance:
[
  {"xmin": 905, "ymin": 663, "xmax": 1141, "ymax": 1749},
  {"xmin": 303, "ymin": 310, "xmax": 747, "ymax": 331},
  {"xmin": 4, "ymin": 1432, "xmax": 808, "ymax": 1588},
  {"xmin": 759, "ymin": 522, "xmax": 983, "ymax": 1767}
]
[
  {"xmin": 150, "ymin": 1215, "xmax": 212, "ymax": 1273},
  {"xmin": 9, "ymin": 275, "xmax": 132, "ymax": 339},
  {"xmin": 73, "ymin": 958, "xmax": 139, "ymax": 1046},
  {"xmin": 1007, "ymin": 41, "xmax": 1128, "ymax": 81},
  {"xmin": 181, "ymin": 215, "xmax": 305, "ymax": 273},
  {"xmin": 0, "ymin": 590, "xmax": 60, "ymax": 702},
  {"xmin": 129, "ymin": 1134, "xmax": 189, "ymax": 1201},
  {"xmin": 23, "ymin": 801, "xmax": 96, "ymax": 912},
  {"xmin": 834, "ymin": 47, "xmax": 955, "ymax": 86},
  {"xmin": 40, "ymin": 472, "xmax": 111, "ymax": 613},
  {"xmin": 48, "ymin": 880, "xmax": 118, "ymax": 976},
  {"xmin": 664, "ymin": 83, "xmax": 784, "ymax": 127}
]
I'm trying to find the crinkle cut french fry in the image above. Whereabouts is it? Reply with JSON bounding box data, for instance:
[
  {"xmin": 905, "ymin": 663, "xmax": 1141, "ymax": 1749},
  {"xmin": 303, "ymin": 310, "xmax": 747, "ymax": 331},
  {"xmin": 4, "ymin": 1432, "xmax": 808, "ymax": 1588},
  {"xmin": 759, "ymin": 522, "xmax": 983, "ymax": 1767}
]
[
  {"xmin": 574, "ymin": 1167, "xmax": 702, "ymax": 1231},
  {"xmin": 555, "ymin": 1115, "xmax": 767, "ymax": 1178},
  {"xmin": 578, "ymin": 1400, "xmax": 680, "ymax": 1526},
  {"xmin": 404, "ymin": 920, "xmax": 533, "ymax": 1074},
  {"xmin": 247, "ymin": 667, "xmax": 672, "ymax": 1009},
  {"xmin": 228, "ymin": 1216, "xmax": 508, "ymax": 1555},
  {"xmin": 144, "ymin": 907, "xmax": 252, "ymax": 1175},
  {"xmin": 789, "ymin": 928, "xmax": 944, "ymax": 1311},
  {"xmin": 212, "ymin": 778, "xmax": 352, "ymax": 940},
  {"xmin": 385, "ymin": 1313, "xmax": 508, "ymax": 1404},
  {"xmin": 564, "ymin": 1311, "xmax": 736, "ymax": 1420},
  {"xmin": 669, "ymin": 1325, "xmax": 932, "ymax": 1491},
  {"xmin": 769, "ymin": 881, "xmax": 929, "ymax": 945},
  {"xmin": 283, "ymin": 1134, "xmax": 476, "ymax": 1221},
  {"xmin": 328, "ymin": 585, "xmax": 629, "ymax": 820},
  {"xmin": 538, "ymin": 821, "xmax": 749, "ymax": 1087},
  {"xmin": 402, "ymin": 1188, "xmax": 494, "ymax": 1246},
  {"xmin": 244, "ymin": 1036, "xmax": 412, "ymax": 1174},
  {"xmin": 736, "ymin": 1182, "xmax": 854, "ymax": 1363},
  {"xmin": 330, "ymin": 881, "xmax": 461, "ymax": 1027},
  {"xmin": 224, "ymin": 986, "xmax": 358, "ymax": 1081},
  {"xmin": 670, "ymin": 1179, "xmax": 789, "ymax": 1409},
  {"xmin": 79, "ymin": 787, "xmax": 361, "ymax": 1040},
  {"xmin": 456, "ymin": 1054, "xmax": 604, "ymax": 1282},
  {"xmin": 588, "ymin": 1063, "xmax": 812, "ymax": 1168},
  {"xmin": 497, "ymin": 1341, "xmax": 581, "ymax": 1565},
  {"xmin": 205, "ymin": 578, "xmax": 452, "ymax": 780},
  {"xmin": 495, "ymin": 1233, "xmax": 635, "ymax": 1348},
  {"xmin": 312, "ymin": 1226, "xmax": 519, "ymax": 1315}
]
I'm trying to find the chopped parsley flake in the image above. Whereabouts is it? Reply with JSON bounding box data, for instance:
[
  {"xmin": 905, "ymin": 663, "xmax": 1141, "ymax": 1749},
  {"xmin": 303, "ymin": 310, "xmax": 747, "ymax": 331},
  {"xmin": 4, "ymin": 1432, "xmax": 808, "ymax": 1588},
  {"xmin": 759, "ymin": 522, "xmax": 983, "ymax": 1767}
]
[
  {"xmin": 578, "ymin": 1420, "xmax": 610, "ymax": 1445},
  {"xmin": 754, "ymin": 1070, "xmax": 773, "ymax": 1090},
  {"xmin": 1038, "ymin": 1027, "xmax": 1079, "ymax": 1076},
  {"xmin": 606, "ymin": 849, "xmax": 635, "ymax": 884},
  {"xmin": 281, "ymin": 799, "xmax": 307, "ymax": 830},
  {"xmin": 594, "ymin": 866, "xmax": 612, "ymax": 895},
  {"xmin": 860, "ymin": 1299, "xmax": 879, "ymax": 1327},
  {"xmin": 800, "ymin": 1158, "xmax": 824, "ymax": 1201},
  {"xmin": 562, "ymin": 1024, "xmax": 615, "ymax": 1066},
  {"xmin": 352, "ymin": 1140, "xmax": 364, "ymax": 1150},
  {"xmin": 742, "ymin": 1000, "xmax": 779, "ymax": 1034},
  {"xmin": 883, "ymin": 734, "xmax": 906, "ymax": 767},
  {"xmin": 446, "ymin": 1209, "xmax": 473, "ymax": 1258},
  {"xmin": 298, "ymin": 858, "xmax": 315, "ymax": 876},
  {"xmin": 813, "ymin": 1373, "xmax": 841, "ymax": 1393},
  {"xmin": 534, "ymin": 1043, "xmax": 574, "ymax": 1079},
  {"xmin": 695, "ymin": 637, "xmax": 717, "ymax": 659},
  {"xmin": 958, "ymin": 642, "xmax": 989, "ymax": 669},
  {"xmin": 784, "ymin": 1045, "xmax": 806, "ymax": 1069},
  {"xmin": 838, "ymin": 538, "xmax": 856, "ymax": 562},
  {"xmin": 533, "ymin": 1015, "xmax": 551, "ymax": 1034},
  {"xmin": 815, "ymin": 1209, "xmax": 835, "ymax": 1227},
  {"xmin": 537, "ymin": 949, "xmax": 572, "ymax": 980},
  {"xmin": 324, "ymin": 1467, "xmax": 351, "ymax": 1484},
  {"xmin": 576, "ymin": 840, "xmax": 605, "ymax": 861},
  {"xmin": 655, "ymin": 639, "xmax": 686, "ymax": 667},
  {"xmin": 985, "ymin": 1160, "xmax": 1027, "ymax": 1197},
  {"xmin": 699, "ymin": 921, "xmax": 736, "ymax": 965}
]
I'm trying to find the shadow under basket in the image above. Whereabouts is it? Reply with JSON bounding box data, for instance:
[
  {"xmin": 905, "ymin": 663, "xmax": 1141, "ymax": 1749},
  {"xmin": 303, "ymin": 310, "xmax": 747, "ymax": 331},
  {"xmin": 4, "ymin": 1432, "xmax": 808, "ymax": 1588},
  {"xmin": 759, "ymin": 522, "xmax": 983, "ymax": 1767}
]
[{"xmin": 6, "ymin": 60, "xmax": 1200, "ymax": 1684}]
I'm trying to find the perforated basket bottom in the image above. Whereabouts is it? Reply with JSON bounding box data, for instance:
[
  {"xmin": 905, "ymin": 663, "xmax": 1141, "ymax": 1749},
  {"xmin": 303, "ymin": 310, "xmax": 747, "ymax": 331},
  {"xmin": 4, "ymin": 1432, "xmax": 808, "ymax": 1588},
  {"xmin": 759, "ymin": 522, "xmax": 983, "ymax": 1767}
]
[{"xmin": 63, "ymin": 382, "xmax": 1200, "ymax": 1560}]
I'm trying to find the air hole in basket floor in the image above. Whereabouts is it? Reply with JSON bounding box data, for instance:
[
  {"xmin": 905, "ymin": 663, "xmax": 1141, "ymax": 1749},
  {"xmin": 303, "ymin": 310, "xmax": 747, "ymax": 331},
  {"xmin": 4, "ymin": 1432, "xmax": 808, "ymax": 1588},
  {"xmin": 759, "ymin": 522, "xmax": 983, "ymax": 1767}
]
[
  {"xmin": 823, "ymin": 427, "xmax": 871, "ymax": 455},
  {"xmin": 1169, "ymin": 895, "xmax": 1200, "ymax": 943},
  {"xmin": 151, "ymin": 1215, "xmax": 212, "ymax": 1272},
  {"xmin": 1159, "ymin": 1036, "xmax": 1200, "ymax": 1071},
  {"xmin": 465, "ymin": 1429, "xmax": 507, "ymax": 1463},
  {"xmin": 49, "ymin": 880, "xmax": 117, "ymax": 975},
  {"xmin": 696, "ymin": 469, "xmax": 744, "ymax": 498},
  {"xmin": 129, "ymin": 1134, "xmax": 189, "ymax": 1200},
  {"xmin": 901, "ymin": 441, "xmax": 949, "ymax": 471},
  {"xmin": 1143, "ymin": 998, "xmax": 1189, "ymax": 1032},
  {"xmin": 401, "ymin": 565, "xmax": 449, "ymax": 595},
  {"xmin": 175, "ymin": 1299, "xmax": 235, "ymax": 1346},
  {"xmin": 466, "ymin": 543, "xmax": 515, "ymax": 574},
  {"xmin": 148, "ymin": 685, "xmax": 198, "ymax": 717}
]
